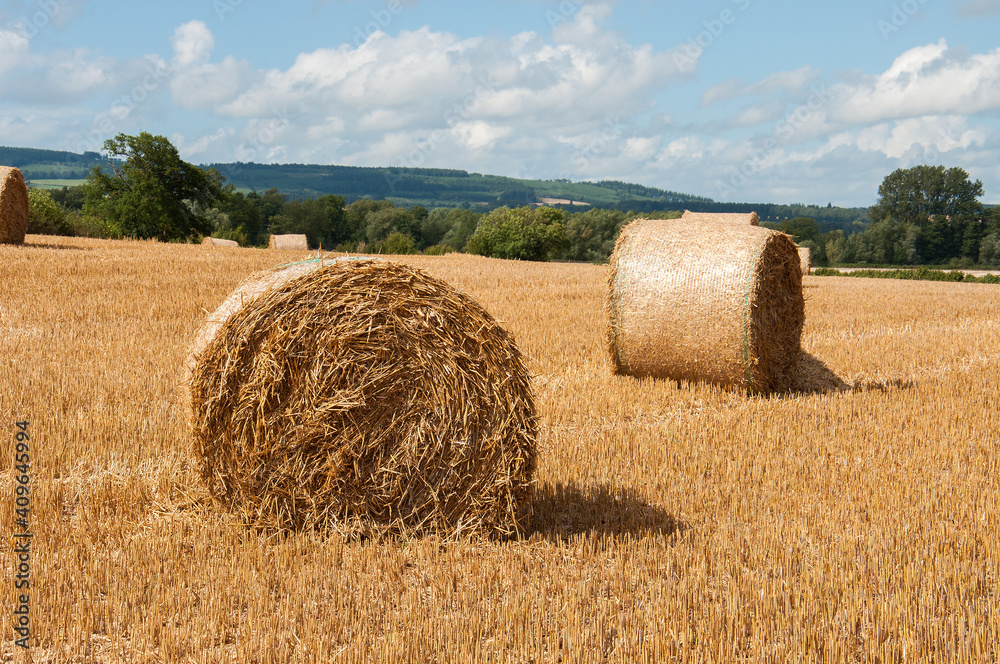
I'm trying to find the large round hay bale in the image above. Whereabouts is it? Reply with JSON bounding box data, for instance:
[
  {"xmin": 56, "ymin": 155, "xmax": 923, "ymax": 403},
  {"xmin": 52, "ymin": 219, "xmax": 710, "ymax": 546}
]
[
  {"xmin": 682, "ymin": 210, "xmax": 758, "ymax": 226},
  {"xmin": 187, "ymin": 258, "xmax": 537, "ymax": 538},
  {"xmin": 269, "ymin": 234, "xmax": 308, "ymax": 250},
  {"xmin": 607, "ymin": 218, "xmax": 804, "ymax": 394},
  {"xmin": 797, "ymin": 246, "xmax": 811, "ymax": 275},
  {"xmin": 0, "ymin": 167, "xmax": 29, "ymax": 245}
]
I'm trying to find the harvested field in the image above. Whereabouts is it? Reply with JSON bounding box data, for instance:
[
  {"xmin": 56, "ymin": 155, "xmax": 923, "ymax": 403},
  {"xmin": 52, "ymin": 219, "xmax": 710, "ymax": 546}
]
[{"xmin": 1, "ymin": 236, "xmax": 999, "ymax": 662}]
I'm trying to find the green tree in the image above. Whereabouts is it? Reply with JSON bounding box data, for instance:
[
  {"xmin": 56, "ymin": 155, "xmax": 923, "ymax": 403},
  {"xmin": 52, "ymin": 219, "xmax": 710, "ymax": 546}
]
[
  {"xmin": 83, "ymin": 132, "xmax": 225, "ymax": 241},
  {"xmin": 364, "ymin": 206, "xmax": 417, "ymax": 245},
  {"xmin": 27, "ymin": 188, "xmax": 75, "ymax": 236},
  {"xmin": 214, "ymin": 191, "xmax": 263, "ymax": 245},
  {"xmin": 868, "ymin": 165, "xmax": 984, "ymax": 263},
  {"xmin": 435, "ymin": 208, "xmax": 481, "ymax": 251},
  {"xmin": 466, "ymin": 205, "xmax": 569, "ymax": 261},
  {"xmin": 562, "ymin": 208, "xmax": 628, "ymax": 262},
  {"xmin": 269, "ymin": 194, "xmax": 348, "ymax": 249}
]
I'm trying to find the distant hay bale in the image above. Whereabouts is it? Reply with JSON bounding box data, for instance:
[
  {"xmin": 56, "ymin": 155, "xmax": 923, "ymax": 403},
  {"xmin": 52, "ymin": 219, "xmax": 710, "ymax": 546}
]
[
  {"xmin": 682, "ymin": 210, "xmax": 759, "ymax": 226},
  {"xmin": 186, "ymin": 258, "xmax": 537, "ymax": 538},
  {"xmin": 607, "ymin": 218, "xmax": 804, "ymax": 394},
  {"xmin": 0, "ymin": 167, "xmax": 29, "ymax": 245},
  {"xmin": 202, "ymin": 237, "xmax": 239, "ymax": 248},
  {"xmin": 798, "ymin": 246, "xmax": 811, "ymax": 275},
  {"xmin": 269, "ymin": 234, "xmax": 308, "ymax": 251}
]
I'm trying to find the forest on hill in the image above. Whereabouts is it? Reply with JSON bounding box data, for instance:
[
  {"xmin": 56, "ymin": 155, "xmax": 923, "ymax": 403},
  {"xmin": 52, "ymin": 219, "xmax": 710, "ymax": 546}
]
[{"xmin": 0, "ymin": 144, "xmax": 867, "ymax": 233}]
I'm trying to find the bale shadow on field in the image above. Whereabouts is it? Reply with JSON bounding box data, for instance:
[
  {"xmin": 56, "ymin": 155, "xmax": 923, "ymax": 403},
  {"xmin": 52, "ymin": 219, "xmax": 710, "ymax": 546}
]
[
  {"xmin": 777, "ymin": 352, "xmax": 916, "ymax": 397},
  {"xmin": 849, "ymin": 377, "xmax": 915, "ymax": 393},
  {"xmin": 780, "ymin": 351, "xmax": 851, "ymax": 395},
  {"xmin": 529, "ymin": 481, "xmax": 684, "ymax": 542}
]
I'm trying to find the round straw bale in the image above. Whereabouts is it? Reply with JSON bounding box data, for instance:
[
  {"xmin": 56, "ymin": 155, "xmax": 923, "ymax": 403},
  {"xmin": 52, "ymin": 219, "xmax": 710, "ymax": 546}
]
[
  {"xmin": 682, "ymin": 210, "xmax": 759, "ymax": 226},
  {"xmin": 797, "ymin": 246, "xmax": 811, "ymax": 275},
  {"xmin": 607, "ymin": 218, "xmax": 804, "ymax": 394},
  {"xmin": 202, "ymin": 237, "xmax": 239, "ymax": 248},
  {"xmin": 187, "ymin": 258, "xmax": 537, "ymax": 538},
  {"xmin": 0, "ymin": 167, "xmax": 29, "ymax": 245},
  {"xmin": 269, "ymin": 234, "xmax": 309, "ymax": 250}
]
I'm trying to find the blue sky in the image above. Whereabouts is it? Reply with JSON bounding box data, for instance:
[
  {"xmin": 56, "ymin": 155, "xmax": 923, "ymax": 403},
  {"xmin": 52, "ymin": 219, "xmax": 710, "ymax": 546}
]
[{"xmin": 1, "ymin": 0, "xmax": 998, "ymax": 206}]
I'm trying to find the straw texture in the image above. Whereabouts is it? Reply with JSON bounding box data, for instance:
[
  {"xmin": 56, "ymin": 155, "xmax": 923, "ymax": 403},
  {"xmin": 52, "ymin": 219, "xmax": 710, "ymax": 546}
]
[
  {"xmin": 607, "ymin": 218, "xmax": 804, "ymax": 394},
  {"xmin": 682, "ymin": 210, "xmax": 759, "ymax": 226},
  {"xmin": 202, "ymin": 237, "xmax": 239, "ymax": 248},
  {"xmin": 798, "ymin": 246, "xmax": 811, "ymax": 275},
  {"xmin": 269, "ymin": 234, "xmax": 308, "ymax": 250},
  {"xmin": 187, "ymin": 258, "xmax": 537, "ymax": 538},
  {"xmin": 0, "ymin": 166, "xmax": 29, "ymax": 245}
]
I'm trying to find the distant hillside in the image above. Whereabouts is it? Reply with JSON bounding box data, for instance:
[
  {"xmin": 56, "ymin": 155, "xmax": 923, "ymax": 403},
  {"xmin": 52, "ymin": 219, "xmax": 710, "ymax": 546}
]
[
  {"xmin": 1, "ymin": 145, "xmax": 869, "ymax": 233},
  {"xmin": 206, "ymin": 162, "xmax": 711, "ymax": 211},
  {"xmin": 0, "ymin": 146, "xmax": 103, "ymax": 180}
]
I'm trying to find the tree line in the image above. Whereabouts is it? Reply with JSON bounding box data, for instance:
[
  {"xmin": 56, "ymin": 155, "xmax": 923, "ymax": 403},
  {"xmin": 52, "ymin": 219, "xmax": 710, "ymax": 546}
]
[{"xmin": 24, "ymin": 132, "xmax": 1000, "ymax": 267}]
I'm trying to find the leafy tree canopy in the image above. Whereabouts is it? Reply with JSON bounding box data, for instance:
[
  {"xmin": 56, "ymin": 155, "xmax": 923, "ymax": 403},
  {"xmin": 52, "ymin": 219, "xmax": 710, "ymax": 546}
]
[
  {"xmin": 466, "ymin": 205, "xmax": 569, "ymax": 261},
  {"xmin": 83, "ymin": 132, "xmax": 225, "ymax": 240},
  {"xmin": 869, "ymin": 165, "xmax": 983, "ymax": 227}
]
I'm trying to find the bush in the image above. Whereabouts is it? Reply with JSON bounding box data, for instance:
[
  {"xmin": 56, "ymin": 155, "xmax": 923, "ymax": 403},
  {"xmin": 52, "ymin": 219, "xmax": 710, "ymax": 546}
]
[
  {"xmin": 69, "ymin": 212, "xmax": 122, "ymax": 239},
  {"xmin": 27, "ymin": 188, "xmax": 75, "ymax": 236},
  {"xmin": 422, "ymin": 244, "xmax": 452, "ymax": 256},
  {"xmin": 374, "ymin": 232, "xmax": 417, "ymax": 255}
]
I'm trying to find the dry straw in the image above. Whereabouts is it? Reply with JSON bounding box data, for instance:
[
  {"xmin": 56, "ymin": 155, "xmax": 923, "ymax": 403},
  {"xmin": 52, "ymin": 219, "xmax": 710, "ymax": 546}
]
[
  {"xmin": 187, "ymin": 258, "xmax": 537, "ymax": 538},
  {"xmin": 798, "ymin": 246, "xmax": 811, "ymax": 275},
  {"xmin": 682, "ymin": 209, "xmax": 759, "ymax": 226},
  {"xmin": 202, "ymin": 237, "xmax": 239, "ymax": 248},
  {"xmin": 269, "ymin": 234, "xmax": 308, "ymax": 250},
  {"xmin": 607, "ymin": 218, "xmax": 804, "ymax": 394},
  {"xmin": 0, "ymin": 166, "xmax": 29, "ymax": 245}
]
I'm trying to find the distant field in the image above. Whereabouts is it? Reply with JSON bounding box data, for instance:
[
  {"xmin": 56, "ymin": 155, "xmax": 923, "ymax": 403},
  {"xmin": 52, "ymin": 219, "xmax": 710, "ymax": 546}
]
[
  {"xmin": 1, "ymin": 236, "xmax": 998, "ymax": 661},
  {"xmin": 27, "ymin": 178, "xmax": 87, "ymax": 189}
]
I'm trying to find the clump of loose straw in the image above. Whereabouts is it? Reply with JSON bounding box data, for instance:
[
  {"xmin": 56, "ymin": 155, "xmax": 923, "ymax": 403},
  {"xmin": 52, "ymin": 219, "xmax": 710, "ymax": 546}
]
[
  {"xmin": 607, "ymin": 218, "xmax": 804, "ymax": 394},
  {"xmin": 0, "ymin": 167, "xmax": 29, "ymax": 245},
  {"xmin": 187, "ymin": 258, "xmax": 537, "ymax": 538}
]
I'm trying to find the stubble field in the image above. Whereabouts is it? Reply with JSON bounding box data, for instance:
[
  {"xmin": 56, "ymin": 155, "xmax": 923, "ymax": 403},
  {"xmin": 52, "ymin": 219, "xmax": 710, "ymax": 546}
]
[{"xmin": 1, "ymin": 236, "xmax": 998, "ymax": 662}]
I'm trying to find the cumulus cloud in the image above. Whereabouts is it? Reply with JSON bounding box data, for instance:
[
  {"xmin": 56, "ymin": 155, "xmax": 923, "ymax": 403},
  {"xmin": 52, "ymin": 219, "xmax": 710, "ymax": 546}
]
[
  {"xmin": 195, "ymin": 7, "xmax": 692, "ymax": 175},
  {"xmin": 701, "ymin": 66, "xmax": 819, "ymax": 107},
  {"xmin": 171, "ymin": 21, "xmax": 213, "ymax": 66},
  {"xmin": 828, "ymin": 39, "xmax": 1000, "ymax": 124},
  {"xmin": 168, "ymin": 21, "xmax": 253, "ymax": 111}
]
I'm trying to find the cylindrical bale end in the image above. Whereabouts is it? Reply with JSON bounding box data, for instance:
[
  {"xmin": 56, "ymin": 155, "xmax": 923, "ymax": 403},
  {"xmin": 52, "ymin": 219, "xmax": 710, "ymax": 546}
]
[
  {"xmin": 187, "ymin": 258, "xmax": 537, "ymax": 538},
  {"xmin": 0, "ymin": 167, "xmax": 29, "ymax": 245},
  {"xmin": 607, "ymin": 218, "xmax": 804, "ymax": 394}
]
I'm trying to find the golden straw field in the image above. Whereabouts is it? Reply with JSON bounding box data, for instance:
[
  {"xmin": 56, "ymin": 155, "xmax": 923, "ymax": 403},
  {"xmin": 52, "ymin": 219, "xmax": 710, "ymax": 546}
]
[{"xmin": 2, "ymin": 236, "xmax": 999, "ymax": 662}]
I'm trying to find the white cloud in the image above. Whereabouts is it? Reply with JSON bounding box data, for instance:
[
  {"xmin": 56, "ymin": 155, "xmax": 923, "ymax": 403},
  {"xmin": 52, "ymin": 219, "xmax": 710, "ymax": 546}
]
[
  {"xmin": 0, "ymin": 29, "xmax": 29, "ymax": 78},
  {"xmin": 829, "ymin": 39, "xmax": 1000, "ymax": 123},
  {"xmin": 171, "ymin": 21, "xmax": 214, "ymax": 66},
  {"xmin": 701, "ymin": 66, "xmax": 819, "ymax": 107}
]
